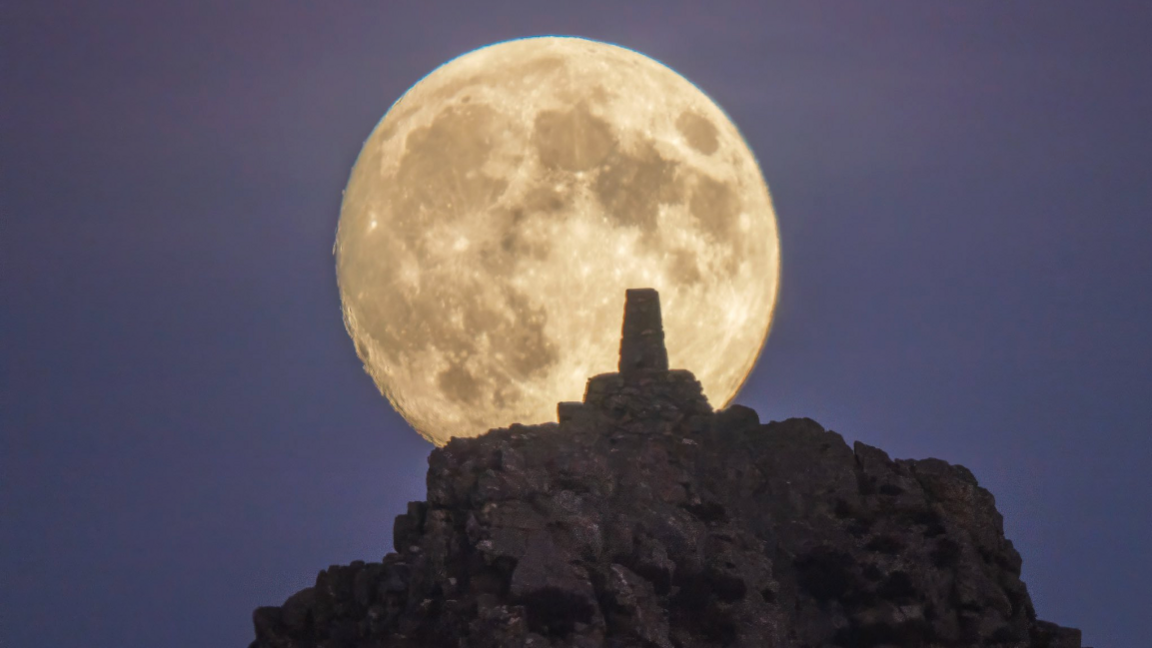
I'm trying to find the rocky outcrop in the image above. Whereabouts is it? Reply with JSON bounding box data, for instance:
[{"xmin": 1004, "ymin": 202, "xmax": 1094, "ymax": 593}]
[{"xmin": 250, "ymin": 290, "xmax": 1086, "ymax": 647}]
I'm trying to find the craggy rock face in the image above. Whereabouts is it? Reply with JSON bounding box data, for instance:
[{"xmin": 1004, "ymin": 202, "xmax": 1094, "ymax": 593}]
[
  {"xmin": 250, "ymin": 293, "xmax": 1084, "ymax": 647},
  {"xmin": 250, "ymin": 403, "xmax": 1085, "ymax": 648}
]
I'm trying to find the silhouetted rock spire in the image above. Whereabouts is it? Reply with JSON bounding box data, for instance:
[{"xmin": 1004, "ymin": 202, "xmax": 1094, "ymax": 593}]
[
  {"xmin": 619, "ymin": 288, "xmax": 669, "ymax": 375},
  {"xmin": 560, "ymin": 288, "xmax": 710, "ymax": 426}
]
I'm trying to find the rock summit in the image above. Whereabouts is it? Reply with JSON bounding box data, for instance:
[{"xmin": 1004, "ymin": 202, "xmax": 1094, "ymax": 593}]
[{"xmin": 251, "ymin": 289, "xmax": 1086, "ymax": 648}]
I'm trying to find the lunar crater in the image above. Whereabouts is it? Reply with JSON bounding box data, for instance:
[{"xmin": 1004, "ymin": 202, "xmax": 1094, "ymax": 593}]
[{"xmin": 676, "ymin": 110, "xmax": 720, "ymax": 155}]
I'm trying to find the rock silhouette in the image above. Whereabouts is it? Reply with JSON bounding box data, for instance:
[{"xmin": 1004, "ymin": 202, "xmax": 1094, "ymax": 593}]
[{"xmin": 250, "ymin": 290, "xmax": 1086, "ymax": 647}]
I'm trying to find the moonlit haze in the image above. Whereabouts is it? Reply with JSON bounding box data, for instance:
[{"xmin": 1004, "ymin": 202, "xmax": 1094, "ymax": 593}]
[{"xmin": 336, "ymin": 37, "xmax": 780, "ymax": 445}]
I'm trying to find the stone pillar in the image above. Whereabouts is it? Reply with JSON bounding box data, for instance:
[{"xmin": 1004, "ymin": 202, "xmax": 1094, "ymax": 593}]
[{"xmin": 618, "ymin": 288, "xmax": 669, "ymax": 376}]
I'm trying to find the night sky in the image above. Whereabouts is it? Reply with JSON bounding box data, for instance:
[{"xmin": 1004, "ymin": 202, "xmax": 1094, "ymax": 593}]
[{"xmin": 3, "ymin": 3, "xmax": 1150, "ymax": 647}]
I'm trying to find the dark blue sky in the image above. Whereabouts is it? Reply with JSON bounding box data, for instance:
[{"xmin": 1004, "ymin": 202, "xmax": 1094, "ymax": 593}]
[{"xmin": 3, "ymin": 2, "xmax": 1150, "ymax": 646}]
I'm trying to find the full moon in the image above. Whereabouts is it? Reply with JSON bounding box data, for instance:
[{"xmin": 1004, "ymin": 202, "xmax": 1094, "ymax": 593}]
[{"xmin": 336, "ymin": 37, "xmax": 780, "ymax": 446}]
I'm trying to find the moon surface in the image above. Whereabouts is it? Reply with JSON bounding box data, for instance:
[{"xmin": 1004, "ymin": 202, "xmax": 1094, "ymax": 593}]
[{"xmin": 336, "ymin": 37, "xmax": 780, "ymax": 446}]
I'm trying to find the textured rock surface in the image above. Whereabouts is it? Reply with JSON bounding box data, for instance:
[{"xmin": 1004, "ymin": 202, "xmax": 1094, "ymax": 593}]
[{"xmin": 251, "ymin": 293, "xmax": 1086, "ymax": 647}]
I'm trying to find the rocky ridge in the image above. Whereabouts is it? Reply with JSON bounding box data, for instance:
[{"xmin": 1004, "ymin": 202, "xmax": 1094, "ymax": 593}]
[{"xmin": 251, "ymin": 289, "xmax": 1086, "ymax": 647}]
